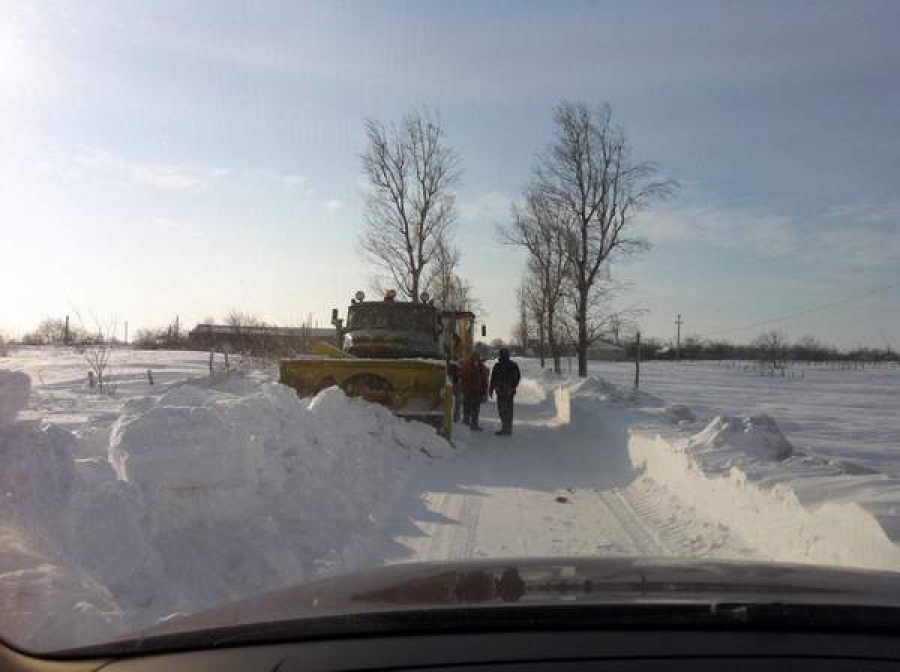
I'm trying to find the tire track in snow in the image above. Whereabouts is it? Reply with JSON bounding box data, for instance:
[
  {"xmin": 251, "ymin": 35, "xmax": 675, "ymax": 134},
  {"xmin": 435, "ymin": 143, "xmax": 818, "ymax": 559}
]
[
  {"xmin": 458, "ymin": 491, "xmax": 482, "ymax": 558},
  {"xmin": 623, "ymin": 477, "xmax": 760, "ymax": 560},
  {"xmin": 598, "ymin": 490, "xmax": 670, "ymax": 556}
]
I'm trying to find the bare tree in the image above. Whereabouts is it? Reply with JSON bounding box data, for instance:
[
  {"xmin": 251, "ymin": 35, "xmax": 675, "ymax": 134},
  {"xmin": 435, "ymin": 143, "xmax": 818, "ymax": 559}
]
[
  {"xmin": 133, "ymin": 327, "xmax": 166, "ymax": 349},
  {"xmin": 426, "ymin": 235, "xmax": 481, "ymax": 313},
  {"xmin": 792, "ymin": 334, "xmax": 827, "ymax": 362},
  {"xmin": 513, "ymin": 282, "xmax": 535, "ymax": 361},
  {"xmin": 225, "ymin": 310, "xmax": 266, "ymax": 328},
  {"xmin": 502, "ymin": 188, "xmax": 572, "ymax": 373},
  {"xmin": 536, "ymin": 101, "xmax": 674, "ymax": 376},
  {"xmin": 78, "ymin": 316, "xmax": 117, "ymax": 395},
  {"xmin": 360, "ymin": 109, "xmax": 461, "ymax": 302},
  {"xmin": 24, "ymin": 318, "xmax": 88, "ymax": 345},
  {"xmin": 224, "ymin": 310, "xmax": 268, "ymax": 357},
  {"xmin": 608, "ymin": 313, "xmax": 624, "ymax": 345},
  {"xmin": 754, "ymin": 330, "xmax": 790, "ymax": 369}
]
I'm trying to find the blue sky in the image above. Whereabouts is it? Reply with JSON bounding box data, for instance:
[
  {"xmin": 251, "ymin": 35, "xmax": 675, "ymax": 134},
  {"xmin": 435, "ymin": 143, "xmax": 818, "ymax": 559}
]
[{"xmin": 2, "ymin": 0, "xmax": 899, "ymax": 348}]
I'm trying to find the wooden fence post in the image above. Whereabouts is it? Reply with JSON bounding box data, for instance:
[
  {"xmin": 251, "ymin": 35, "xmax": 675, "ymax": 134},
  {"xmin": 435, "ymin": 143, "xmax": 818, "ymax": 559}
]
[{"xmin": 634, "ymin": 331, "xmax": 641, "ymax": 389}]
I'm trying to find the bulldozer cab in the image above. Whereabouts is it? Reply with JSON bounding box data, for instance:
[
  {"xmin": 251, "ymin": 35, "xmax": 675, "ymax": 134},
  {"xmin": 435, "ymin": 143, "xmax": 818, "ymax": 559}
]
[
  {"xmin": 440, "ymin": 310, "xmax": 476, "ymax": 362},
  {"xmin": 342, "ymin": 299, "xmax": 442, "ymax": 359}
]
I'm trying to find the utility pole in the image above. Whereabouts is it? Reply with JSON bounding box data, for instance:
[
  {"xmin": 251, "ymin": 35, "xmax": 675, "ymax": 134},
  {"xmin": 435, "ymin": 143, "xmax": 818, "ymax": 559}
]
[
  {"xmin": 64, "ymin": 315, "xmax": 70, "ymax": 345},
  {"xmin": 675, "ymin": 314, "xmax": 683, "ymax": 361},
  {"xmin": 634, "ymin": 331, "xmax": 641, "ymax": 389},
  {"xmin": 124, "ymin": 321, "xmax": 128, "ymax": 345}
]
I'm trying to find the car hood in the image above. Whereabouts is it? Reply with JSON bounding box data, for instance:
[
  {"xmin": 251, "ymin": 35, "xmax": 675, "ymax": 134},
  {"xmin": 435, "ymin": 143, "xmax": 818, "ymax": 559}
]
[{"xmin": 139, "ymin": 557, "xmax": 900, "ymax": 637}]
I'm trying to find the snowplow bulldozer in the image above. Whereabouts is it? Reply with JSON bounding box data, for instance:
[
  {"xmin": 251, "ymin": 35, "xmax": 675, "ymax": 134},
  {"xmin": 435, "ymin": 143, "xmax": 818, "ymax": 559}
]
[{"xmin": 279, "ymin": 290, "xmax": 480, "ymax": 435}]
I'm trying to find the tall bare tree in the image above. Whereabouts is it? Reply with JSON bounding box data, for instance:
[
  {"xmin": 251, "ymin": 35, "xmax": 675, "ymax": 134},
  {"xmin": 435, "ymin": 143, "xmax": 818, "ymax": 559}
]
[
  {"xmin": 514, "ymin": 281, "xmax": 536, "ymax": 361},
  {"xmin": 360, "ymin": 109, "xmax": 461, "ymax": 303},
  {"xmin": 502, "ymin": 188, "xmax": 572, "ymax": 373},
  {"xmin": 522, "ymin": 267, "xmax": 547, "ymax": 366},
  {"xmin": 536, "ymin": 101, "xmax": 674, "ymax": 376}
]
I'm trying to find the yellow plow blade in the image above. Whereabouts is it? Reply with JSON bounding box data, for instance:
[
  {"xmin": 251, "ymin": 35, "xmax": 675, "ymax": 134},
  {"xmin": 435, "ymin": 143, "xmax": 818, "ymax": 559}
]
[{"xmin": 279, "ymin": 358, "xmax": 447, "ymax": 418}]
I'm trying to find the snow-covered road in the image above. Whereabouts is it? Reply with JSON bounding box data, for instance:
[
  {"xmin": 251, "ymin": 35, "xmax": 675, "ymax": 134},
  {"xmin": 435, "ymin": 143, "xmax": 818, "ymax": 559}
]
[
  {"xmin": 376, "ymin": 383, "xmax": 756, "ymax": 566},
  {"xmin": 4, "ymin": 348, "xmax": 900, "ymax": 651}
]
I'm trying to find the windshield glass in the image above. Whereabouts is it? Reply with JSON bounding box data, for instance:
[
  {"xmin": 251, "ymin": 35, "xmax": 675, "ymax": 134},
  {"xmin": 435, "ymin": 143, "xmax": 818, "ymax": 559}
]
[
  {"xmin": 2, "ymin": 0, "xmax": 900, "ymax": 655},
  {"xmin": 348, "ymin": 305, "xmax": 435, "ymax": 332}
]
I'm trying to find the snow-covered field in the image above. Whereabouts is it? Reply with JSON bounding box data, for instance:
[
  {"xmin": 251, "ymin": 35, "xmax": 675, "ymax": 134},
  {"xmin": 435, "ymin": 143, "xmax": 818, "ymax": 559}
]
[
  {"xmin": 2, "ymin": 347, "xmax": 900, "ymax": 651},
  {"xmin": 587, "ymin": 359, "xmax": 900, "ymax": 474}
]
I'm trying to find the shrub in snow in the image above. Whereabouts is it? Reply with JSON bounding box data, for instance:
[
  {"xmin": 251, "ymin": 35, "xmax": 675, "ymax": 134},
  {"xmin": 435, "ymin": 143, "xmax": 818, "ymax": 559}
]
[{"xmin": 0, "ymin": 370, "xmax": 31, "ymax": 425}]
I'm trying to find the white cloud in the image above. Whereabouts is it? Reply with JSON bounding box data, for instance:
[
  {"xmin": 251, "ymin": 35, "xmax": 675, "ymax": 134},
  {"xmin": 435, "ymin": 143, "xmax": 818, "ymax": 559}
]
[
  {"xmin": 132, "ymin": 164, "xmax": 203, "ymax": 190},
  {"xmin": 325, "ymin": 199, "xmax": 343, "ymax": 213},
  {"xmin": 807, "ymin": 225, "xmax": 900, "ymax": 272},
  {"xmin": 283, "ymin": 173, "xmax": 307, "ymax": 190},
  {"xmin": 152, "ymin": 217, "xmax": 181, "ymax": 229},
  {"xmin": 637, "ymin": 200, "xmax": 900, "ymax": 274},
  {"xmin": 73, "ymin": 148, "xmax": 224, "ymax": 191},
  {"xmin": 635, "ymin": 204, "xmax": 798, "ymax": 257},
  {"xmin": 824, "ymin": 201, "xmax": 900, "ymax": 226}
]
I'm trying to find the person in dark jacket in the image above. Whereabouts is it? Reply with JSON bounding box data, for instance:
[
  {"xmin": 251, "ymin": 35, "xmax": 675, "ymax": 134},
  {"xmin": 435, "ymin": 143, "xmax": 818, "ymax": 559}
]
[
  {"xmin": 460, "ymin": 352, "xmax": 489, "ymax": 431},
  {"xmin": 489, "ymin": 348, "xmax": 521, "ymax": 435}
]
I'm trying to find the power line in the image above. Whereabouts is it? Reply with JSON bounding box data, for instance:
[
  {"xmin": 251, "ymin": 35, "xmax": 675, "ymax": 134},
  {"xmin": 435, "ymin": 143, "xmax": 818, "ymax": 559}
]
[{"xmin": 708, "ymin": 280, "xmax": 900, "ymax": 336}]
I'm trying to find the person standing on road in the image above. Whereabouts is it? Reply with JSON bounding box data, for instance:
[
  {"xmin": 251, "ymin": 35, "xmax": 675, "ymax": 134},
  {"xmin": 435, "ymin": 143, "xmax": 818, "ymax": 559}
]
[
  {"xmin": 489, "ymin": 348, "xmax": 521, "ymax": 436},
  {"xmin": 461, "ymin": 352, "xmax": 489, "ymax": 431}
]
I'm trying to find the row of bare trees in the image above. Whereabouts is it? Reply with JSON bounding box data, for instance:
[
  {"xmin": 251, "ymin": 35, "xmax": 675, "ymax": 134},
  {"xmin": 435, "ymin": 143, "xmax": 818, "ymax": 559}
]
[
  {"xmin": 359, "ymin": 109, "xmax": 478, "ymax": 313},
  {"xmin": 620, "ymin": 330, "xmax": 900, "ymax": 364},
  {"xmin": 502, "ymin": 102, "xmax": 675, "ymax": 376},
  {"xmin": 21, "ymin": 318, "xmax": 89, "ymax": 346}
]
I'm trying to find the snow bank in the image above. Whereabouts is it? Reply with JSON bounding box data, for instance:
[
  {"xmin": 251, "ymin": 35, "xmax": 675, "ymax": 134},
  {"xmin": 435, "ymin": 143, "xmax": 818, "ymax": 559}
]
[
  {"xmin": 515, "ymin": 378, "xmax": 547, "ymax": 405},
  {"xmin": 560, "ymin": 373, "xmax": 900, "ymax": 571},
  {"xmin": 0, "ymin": 370, "xmax": 30, "ymax": 425},
  {"xmin": 690, "ymin": 414, "xmax": 793, "ymax": 462},
  {"xmin": 0, "ymin": 523, "xmax": 124, "ymax": 652},
  {"xmin": 0, "ymin": 374, "xmax": 452, "ymax": 649},
  {"xmin": 0, "ymin": 421, "xmax": 78, "ymax": 527},
  {"xmin": 573, "ymin": 375, "xmax": 664, "ymax": 407},
  {"xmin": 630, "ymin": 431, "xmax": 900, "ymax": 570}
]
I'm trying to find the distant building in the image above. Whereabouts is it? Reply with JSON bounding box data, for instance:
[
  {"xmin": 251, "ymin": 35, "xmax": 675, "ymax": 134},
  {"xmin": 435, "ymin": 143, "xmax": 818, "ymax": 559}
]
[
  {"xmin": 188, "ymin": 324, "xmax": 337, "ymax": 355},
  {"xmin": 520, "ymin": 338, "xmax": 627, "ymax": 361},
  {"xmin": 586, "ymin": 340, "xmax": 627, "ymax": 361}
]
